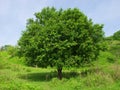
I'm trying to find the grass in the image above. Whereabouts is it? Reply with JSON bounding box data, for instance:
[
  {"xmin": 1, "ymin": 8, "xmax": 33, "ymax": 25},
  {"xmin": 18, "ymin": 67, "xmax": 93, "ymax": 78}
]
[{"xmin": 0, "ymin": 40, "xmax": 120, "ymax": 90}]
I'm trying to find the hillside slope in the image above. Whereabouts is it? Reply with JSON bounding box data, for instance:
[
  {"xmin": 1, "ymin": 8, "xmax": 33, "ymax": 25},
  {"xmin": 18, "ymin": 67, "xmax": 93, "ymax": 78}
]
[{"xmin": 0, "ymin": 40, "xmax": 120, "ymax": 90}]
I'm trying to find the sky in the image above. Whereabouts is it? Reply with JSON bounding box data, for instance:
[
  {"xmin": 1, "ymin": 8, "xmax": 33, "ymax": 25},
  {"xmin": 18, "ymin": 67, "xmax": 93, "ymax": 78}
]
[{"xmin": 0, "ymin": 0, "xmax": 120, "ymax": 46}]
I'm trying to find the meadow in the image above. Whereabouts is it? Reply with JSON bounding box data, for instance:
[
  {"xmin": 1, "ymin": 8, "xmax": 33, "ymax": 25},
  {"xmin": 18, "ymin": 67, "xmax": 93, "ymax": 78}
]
[{"xmin": 0, "ymin": 40, "xmax": 120, "ymax": 90}]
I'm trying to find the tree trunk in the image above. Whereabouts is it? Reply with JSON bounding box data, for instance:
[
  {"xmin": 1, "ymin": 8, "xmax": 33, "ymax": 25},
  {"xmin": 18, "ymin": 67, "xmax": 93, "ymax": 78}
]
[{"xmin": 57, "ymin": 68, "xmax": 62, "ymax": 80}]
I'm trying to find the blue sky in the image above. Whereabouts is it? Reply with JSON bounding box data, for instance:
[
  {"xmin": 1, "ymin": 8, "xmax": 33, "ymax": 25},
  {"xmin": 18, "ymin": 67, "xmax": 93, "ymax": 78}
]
[{"xmin": 0, "ymin": 0, "xmax": 120, "ymax": 46}]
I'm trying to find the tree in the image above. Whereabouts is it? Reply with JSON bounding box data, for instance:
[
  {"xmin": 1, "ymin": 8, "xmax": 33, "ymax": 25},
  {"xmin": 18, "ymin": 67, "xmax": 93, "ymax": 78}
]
[
  {"xmin": 0, "ymin": 45, "xmax": 18, "ymax": 57},
  {"xmin": 113, "ymin": 30, "xmax": 120, "ymax": 40},
  {"xmin": 18, "ymin": 7, "xmax": 105, "ymax": 80}
]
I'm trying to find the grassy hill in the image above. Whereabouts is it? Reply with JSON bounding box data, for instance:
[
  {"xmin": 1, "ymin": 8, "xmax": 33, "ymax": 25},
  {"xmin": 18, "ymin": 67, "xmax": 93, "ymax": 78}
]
[{"xmin": 0, "ymin": 40, "xmax": 120, "ymax": 90}]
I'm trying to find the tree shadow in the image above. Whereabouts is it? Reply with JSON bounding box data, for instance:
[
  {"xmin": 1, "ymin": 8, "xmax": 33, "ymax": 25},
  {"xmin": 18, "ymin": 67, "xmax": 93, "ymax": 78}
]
[
  {"xmin": 19, "ymin": 71, "xmax": 80, "ymax": 82},
  {"xmin": 19, "ymin": 67, "xmax": 101, "ymax": 82}
]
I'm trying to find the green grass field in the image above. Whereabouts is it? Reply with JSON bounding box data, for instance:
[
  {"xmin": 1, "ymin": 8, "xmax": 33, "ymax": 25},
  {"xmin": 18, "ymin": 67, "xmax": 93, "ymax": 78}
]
[{"xmin": 0, "ymin": 40, "xmax": 120, "ymax": 90}]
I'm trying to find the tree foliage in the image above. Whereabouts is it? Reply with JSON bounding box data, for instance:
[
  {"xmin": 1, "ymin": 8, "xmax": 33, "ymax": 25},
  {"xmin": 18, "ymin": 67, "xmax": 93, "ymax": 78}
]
[
  {"xmin": 18, "ymin": 7, "xmax": 105, "ymax": 79},
  {"xmin": 0, "ymin": 45, "xmax": 18, "ymax": 57},
  {"xmin": 113, "ymin": 30, "xmax": 120, "ymax": 40}
]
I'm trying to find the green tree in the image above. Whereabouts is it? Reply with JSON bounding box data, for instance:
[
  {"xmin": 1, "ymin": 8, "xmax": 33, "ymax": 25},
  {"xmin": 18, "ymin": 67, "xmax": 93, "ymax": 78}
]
[
  {"xmin": 113, "ymin": 30, "xmax": 120, "ymax": 40},
  {"xmin": 0, "ymin": 45, "xmax": 18, "ymax": 57},
  {"xmin": 18, "ymin": 7, "xmax": 105, "ymax": 80}
]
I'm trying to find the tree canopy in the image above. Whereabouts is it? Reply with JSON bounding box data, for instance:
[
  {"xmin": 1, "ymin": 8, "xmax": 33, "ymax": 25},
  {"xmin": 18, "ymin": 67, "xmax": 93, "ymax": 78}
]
[
  {"xmin": 18, "ymin": 7, "xmax": 105, "ymax": 79},
  {"xmin": 113, "ymin": 30, "xmax": 120, "ymax": 40}
]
